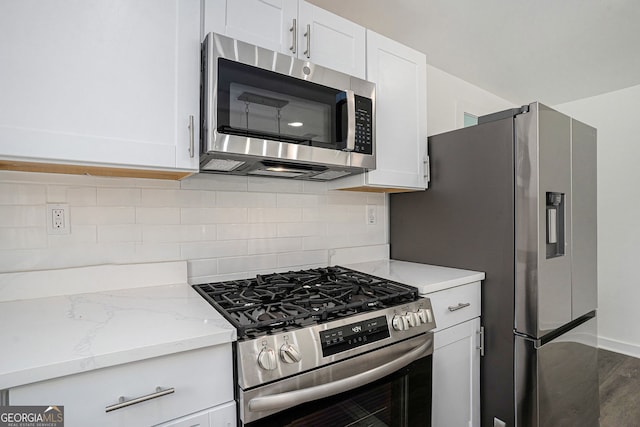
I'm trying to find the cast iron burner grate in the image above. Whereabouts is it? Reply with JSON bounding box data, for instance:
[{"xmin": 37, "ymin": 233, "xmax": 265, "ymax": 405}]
[{"xmin": 192, "ymin": 266, "xmax": 419, "ymax": 339}]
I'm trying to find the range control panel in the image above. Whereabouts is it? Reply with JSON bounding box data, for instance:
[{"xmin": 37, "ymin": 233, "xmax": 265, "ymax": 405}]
[{"xmin": 320, "ymin": 315, "xmax": 389, "ymax": 357}]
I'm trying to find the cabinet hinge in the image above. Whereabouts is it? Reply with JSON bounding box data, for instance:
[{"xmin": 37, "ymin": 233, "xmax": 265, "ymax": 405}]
[
  {"xmin": 424, "ymin": 155, "xmax": 430, "ymax": 186},
  {"xmin": 477, "ymin": 326, "xmax": 485, "ymax": 356},
  {"xmin": 424, "ymin": 138, "xmax": 430, "ymax": 186}
]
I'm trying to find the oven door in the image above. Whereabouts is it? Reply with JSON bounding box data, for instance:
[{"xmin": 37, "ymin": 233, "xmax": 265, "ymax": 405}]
[{"xmin": 241, "ymin": 334, "xmax": 433, "ymax": 427}]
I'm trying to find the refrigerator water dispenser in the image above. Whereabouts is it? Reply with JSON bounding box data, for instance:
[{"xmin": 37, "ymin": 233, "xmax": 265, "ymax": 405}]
[{"xmin": 546, "ymin": 192, "xmax": 565, "ymax": 258}]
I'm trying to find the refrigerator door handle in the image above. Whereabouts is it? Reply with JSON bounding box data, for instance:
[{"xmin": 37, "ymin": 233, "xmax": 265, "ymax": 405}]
[{"xmin": 516, "ymin": 310, "xmax": 596, "ymax": 349}]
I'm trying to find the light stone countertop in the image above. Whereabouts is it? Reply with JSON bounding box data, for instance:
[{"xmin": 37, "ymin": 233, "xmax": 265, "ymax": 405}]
[
  {"xmin": 0, "ymin": 262, "xmax": 235, "ymax": 390},
  {"xmin": 344, "ymin": 259, "xmax": 485, "ymax": 294}
]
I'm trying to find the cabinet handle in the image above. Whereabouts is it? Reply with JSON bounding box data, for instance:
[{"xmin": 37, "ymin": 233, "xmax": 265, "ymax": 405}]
[
  {"xmin": 105, "ymin": 387, "xmax": 175, "ymax": 412},
  {"xmin": 448, "ymin": 302, "xmax": 471, "ymax": 312},
  {"xmin": 303, "ymin": 24, "xmax": 311, "ymax": 58},
  {"xmin": 188, "ymin": 115, "xmax": 195, "ymax": 158},
  {"xmin": 289, "ymin": 19, "xmax": 297, "ymax": 54},
  {"xmin": 477, "ymin": 326, "xmax": 485, "ymax": 356}
]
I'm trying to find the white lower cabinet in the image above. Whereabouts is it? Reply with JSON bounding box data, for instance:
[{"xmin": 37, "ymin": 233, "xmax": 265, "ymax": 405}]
[
  {"xmin": 9, "ymin": 344, "xmax": 234, "ymax": 427},
  {"xmin": 427, "ymin": 282, "xmax": 481, "ymax": 427}
]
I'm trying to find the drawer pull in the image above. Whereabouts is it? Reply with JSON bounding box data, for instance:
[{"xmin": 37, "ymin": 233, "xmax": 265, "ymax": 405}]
[
  {"xmin": 448, "ymin": 302, "xmax": 471, "ymax": 312},
  {"xmin": 105, "ymin": 387, "xmax": 175, "ymax": 412}
]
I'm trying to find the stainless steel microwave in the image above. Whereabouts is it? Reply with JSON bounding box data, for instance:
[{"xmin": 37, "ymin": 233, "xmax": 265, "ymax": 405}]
[{"xmin": 200, "ymin": 32, "xmax": 376, "ymax": 180}]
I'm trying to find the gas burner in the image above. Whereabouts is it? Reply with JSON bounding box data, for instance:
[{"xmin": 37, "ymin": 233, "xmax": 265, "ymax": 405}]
[{"xmin": 193, "ymin": 266, "xmax": 420, "ymax": 339}]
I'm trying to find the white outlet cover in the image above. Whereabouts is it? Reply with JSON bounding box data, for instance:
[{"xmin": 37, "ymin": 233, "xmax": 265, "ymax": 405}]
[{"xmin": 46, "ymin": 203, "xmax": 70, "ymax": 235}]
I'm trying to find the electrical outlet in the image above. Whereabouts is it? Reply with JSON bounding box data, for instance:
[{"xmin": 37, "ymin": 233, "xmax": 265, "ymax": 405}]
[
  {"xmin": 47, "ymin": 204, "xmax": 70, "ymax": 235},
  {"xmin": 366, "ymin": 205, "xmax": 377, "ymax": 225}
]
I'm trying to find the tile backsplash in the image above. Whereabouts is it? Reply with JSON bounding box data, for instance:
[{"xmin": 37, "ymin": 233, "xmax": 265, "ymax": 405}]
[{"xmin": 0, "ymin": 171, "xmax": 388, "ymax": 283}]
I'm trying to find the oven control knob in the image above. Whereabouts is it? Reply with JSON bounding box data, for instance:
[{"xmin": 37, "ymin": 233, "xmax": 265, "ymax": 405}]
[
  {"xmin": 417, "ymin": 308, "xmax": 434, "ymax": 324},
  {"xmin": 406, "ymin": 311, "xmax": 421, "ymax": 327},
  {"xmin": 257, "ymin": 347, "xmax": 278, "ymax": 371},
  {"xmin": 280, "ymin": 343, "xmax": 302, "ymax": 364},
  {"xmin": 392, "ymin": 314, "xmax": 410, "ymax": 331}
]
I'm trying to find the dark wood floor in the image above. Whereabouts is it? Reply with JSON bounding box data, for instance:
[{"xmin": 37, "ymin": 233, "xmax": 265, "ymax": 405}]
[{"xmin": 599, "ymin": 349, "xmax": 640, "ymax": 426}]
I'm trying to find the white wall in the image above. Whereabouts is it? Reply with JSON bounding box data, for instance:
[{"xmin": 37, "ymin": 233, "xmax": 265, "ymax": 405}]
[
  {"xmin": 556, "ymin": 84, "xmax": 640, "ymax": 357},
  {"xmin": 427, "ymin": 65, "xmax": 515, "ymax": 136},
  {"xmin": 0, "ymin": 171, "xmax": 388, "ymax": 284}
]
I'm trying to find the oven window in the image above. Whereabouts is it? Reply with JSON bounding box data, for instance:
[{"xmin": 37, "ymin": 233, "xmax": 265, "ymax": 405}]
[
  {"xmin": 217, "ymin": 58, "xmax": 346, "ymax": 150},
  {"xmin": 246, "ymin": 356, "xmax": 432, "ymax": 427}
]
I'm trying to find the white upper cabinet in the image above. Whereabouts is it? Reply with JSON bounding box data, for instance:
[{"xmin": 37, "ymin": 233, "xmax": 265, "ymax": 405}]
[
  {"xmin": 0, "ymin": 0, "xmax": 200, "ymax": 178},
  {"xmin": 330, "ymin": 30, "xmax": 428, "ymax": 192},
  {"xmin": 203, "ymin": 0, "xmax": 366, "ymax": 79}
]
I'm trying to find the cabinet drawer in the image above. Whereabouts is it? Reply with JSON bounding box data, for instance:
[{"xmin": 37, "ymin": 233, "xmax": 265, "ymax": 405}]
[
  {"xmin": 10, "ymin": 344, "xmax": 233, "ymax": 427},
  {"xmin": 425, "ymin": 281, "xmax": 481, "ymax": 331}
]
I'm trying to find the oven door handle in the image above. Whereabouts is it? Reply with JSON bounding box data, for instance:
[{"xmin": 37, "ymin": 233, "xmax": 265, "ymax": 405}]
[{"xmin": 247, "ymin": 337, "xmax": 431, "ymax": 413}]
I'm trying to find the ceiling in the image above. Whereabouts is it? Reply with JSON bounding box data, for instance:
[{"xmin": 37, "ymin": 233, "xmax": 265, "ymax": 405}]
[{"xmin": 308, "ymin": 0, "xmax": 640, "ymax": 105}]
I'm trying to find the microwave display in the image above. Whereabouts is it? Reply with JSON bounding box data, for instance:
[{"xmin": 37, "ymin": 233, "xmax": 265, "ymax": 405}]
[{"xmin": 216, "ymin": 58, "xmax": 372, "ymax": 155}]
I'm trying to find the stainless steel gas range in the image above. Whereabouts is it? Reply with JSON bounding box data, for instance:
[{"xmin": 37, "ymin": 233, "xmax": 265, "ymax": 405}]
[{"xmin": 193, "ymin": 266, "xmax": 437, "ymax": 426}]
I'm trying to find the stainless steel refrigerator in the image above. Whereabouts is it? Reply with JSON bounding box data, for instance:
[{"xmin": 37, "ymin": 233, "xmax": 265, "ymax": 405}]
[{"xmin": 390, "ymin": 102, "xmax": 599, "ymax": 427}]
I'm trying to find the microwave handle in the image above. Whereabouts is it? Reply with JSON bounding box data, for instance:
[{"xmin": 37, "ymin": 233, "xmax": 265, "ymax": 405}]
[{"xmin": 345, "ymin": 89, "xmax": 356, "ymax": 152}]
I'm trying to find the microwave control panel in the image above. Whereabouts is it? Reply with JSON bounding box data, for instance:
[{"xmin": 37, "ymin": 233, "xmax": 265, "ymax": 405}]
[{"xmin": 354, "ymin": 95, "xmax": 373, "ymax": 155}]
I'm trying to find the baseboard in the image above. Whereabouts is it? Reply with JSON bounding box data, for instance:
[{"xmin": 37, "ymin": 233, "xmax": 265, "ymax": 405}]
[{"xmin": 599, "ymin": 336, "xmax": 640, "ymax": 359}]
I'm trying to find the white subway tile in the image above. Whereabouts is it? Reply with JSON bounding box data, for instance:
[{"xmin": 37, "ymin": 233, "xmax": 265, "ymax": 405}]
[
  {"xmin": 133, "ymin": 178, "xmax": 181, "ymax": 189},
  {"xmin": 180, "ymin": 240, "xmax": 247, "ymax": 260},
  {"xmin": 218, "ymin": 254, "xmax": 278, "ymax": 275},
  {"xmin": 136, "ymin": 207, "xmax": 181, "ymax": 225},
  {"xmin": 327, "ymin": 191, "xmax": 369, "ymax": 205},
  {"xmin": 277, "ymin": 250, "xmax": 328, "ymax": 268},
  {"xmin": 277, "ymin": 222, "xmax": 326, "ymax": 237},
  {"xmin": 142, "ymin": 224, "xmax": 217, "ymax": 243},
  {"xmin": 98, "ymin": 224, "xmax": 143, "ymax": 243},
  {"xmin": 277, "ymin": 193, "xmax": 321, "ymax": 208},
  {"xmin": 67, "ymin": 187, "xmax": 97, "ymax": 206},
  {"xmin": 140, "ymin": 188, "xmax": 216, "ymax": 208},
  {"xmin": 302, "ymin": 180, "xmax": 328, "ymax": 194},
  {"xmin": 72, "ymin": 207, "xmax": 136, "ymax": 225},
  {"xmin": 217, "ymin": 191, "xmax": 276, "ymax": 208},
  {"xmin": 97, "ymin": 188, "xmax": 141, "ymax": 206},
  {"xmin": 47, "ymin": 225, "xmax": 97, "ymax": 247},
  {"xmin": 0, "ymin": 183, "xmax": 46, "ymax": 205},
  {"xmin": 0, "ymin": 228, "xmax": 47, "ymax": 249},
  {"xmin": 132, "ymin": 243, "xmax": 181, "ymax": 263},
  {"xmin": 0, "ymin": 206, "xmax": 45, "ymax": 227},
  {"xmin": 248, "ymin": 208, "xmax": 302, "ymax": 223},
  {"xmin": 248, "ymin": 237, "xmax": 302, "ymax": 254},
  {"xmin": 302, "ymin": 234, "xmax": 353, "ymax": 251},
  {"xmin": 0, "ymin": 248, "xmax": 48, "ymax": 272},
  {"xmin": 181, "ymin": 207, "xmax": 247, "ymax": 224},
  {"xmin": 367, "ymin": 193, "xmax": 387, "ymax": 205},
  {"xmin": 181, "ymin": 174, "xmax": 248, "ymax": 192},
  {"xmin": 302, "ymin": 205, "xmax": 361, "ymax": 223},
  {"xmin": 187, "ymin": 258, "xmax": 219, "ymax": 279},
  {"xmin": 217, "ymin": 223, "xmax": 277, "ymax": 240},
  {"xmin": 46, "ymin": 185, "xmax": 68, "ymax": 203},
  {"xmin": 248, "ymin": 176, "xmax": 303, "ymax": 193},
  {"xmin": 330, "ymin": 244, "xmax": 390, "ymax": 265}
]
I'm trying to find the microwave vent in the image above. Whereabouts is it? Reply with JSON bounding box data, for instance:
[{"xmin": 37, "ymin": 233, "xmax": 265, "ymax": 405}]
[
  {"xmin": 310, "ymin": 170, "xmax": 351, "ymax": 180},
  {"xmin": 202, "ymin": 158, "xmax": 246, "ymax": 172}
]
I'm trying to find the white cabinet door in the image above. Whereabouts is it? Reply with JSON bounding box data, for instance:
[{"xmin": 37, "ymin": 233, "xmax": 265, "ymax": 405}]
[
  {"xmin": 203, "ymin": 1, "xmax": 365, "ymax": 78},
  {"xmin": 0, "ymin": 0, "xmax": 199, "ymax": 175},
  {"xmin": 204, "ymin": 0, "xmax": 298, "ymax": 53},
  {"xmin": 297, "ymin": 2, "xmax": 366, "ymax": 79},
  {"xmin": 432, "ymin": 318, "xmax": 481, "ymax": 427},
  {"xmin": 329, "ymin": 30, "xmax": 427, "ymax": 192},
  {"xmin": 365, "ymin": 30, "xmax": 427, "ymax": 190},
  {"xmin": 9, "ymin": 345, "xmax": 233, "ymax": 427}
]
